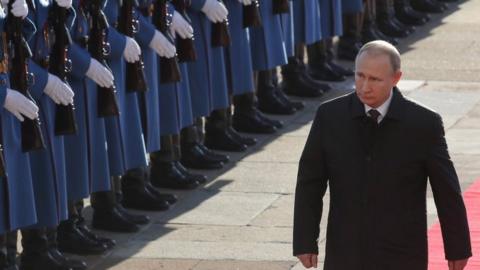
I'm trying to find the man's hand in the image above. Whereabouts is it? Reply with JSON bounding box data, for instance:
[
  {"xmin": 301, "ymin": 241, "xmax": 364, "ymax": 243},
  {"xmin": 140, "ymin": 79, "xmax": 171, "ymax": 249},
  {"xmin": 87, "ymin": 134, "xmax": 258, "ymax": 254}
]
[
  {"xmin": 448, "ymin": 259, "xmax": 469, "ymax": 270},
  {"xmin": 297, "ymin": 254, "xmax": 318, "ymax": 269}
]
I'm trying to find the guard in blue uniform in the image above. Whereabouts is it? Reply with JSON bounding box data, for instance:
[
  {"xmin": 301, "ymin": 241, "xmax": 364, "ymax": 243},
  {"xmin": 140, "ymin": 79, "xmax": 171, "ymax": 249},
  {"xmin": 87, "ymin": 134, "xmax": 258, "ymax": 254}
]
[
  {"xmin": 89, "ymin": 0, "xmax": 153, "ymax": 234},
  {"xmin": 338, "ymin": 0, "xmax": 363, "ymax": 60},
  {"xmin": 119, "ymin": 0, "xmax": 181, "ymax": 208},
  {"xmin": 202, "ymin": 0, "xmax": 258, "ymax": 153},
  {"xmin": 178, "ymin": 0, "xmax": 233, "ymax": 170},
  {"xmin": 248, "ymin": 0, "xmax": 300, "ymax": 115},
  {"xmin": 0, "ymin": 3, "xmax": 40, "ymax": 269},
  {"xmin": 55, "ymin": 0, "xmax": 121, "ymax": 259},
  {"xmin": 305, "ymin": 0, "xmax": 353, "ymax": 80},
  {"xmin": 147, "ymin": 1, "xmax": 210, "ymax": 190},
  {"xmin": 280, "ymin": 0, "xmax": 330, "ymax": 97},
  {"xmin": 19, "ymin": 0, "xmax": 87, "ymax": 269}
]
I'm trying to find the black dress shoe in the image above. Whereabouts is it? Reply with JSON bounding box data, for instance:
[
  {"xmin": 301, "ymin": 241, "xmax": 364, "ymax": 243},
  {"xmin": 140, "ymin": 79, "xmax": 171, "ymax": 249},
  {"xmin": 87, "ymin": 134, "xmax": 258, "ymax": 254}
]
[
  {"xmin": 57, "ymin": 220, "xmax": 108, "ymax": 255},
  {"xmin": 282, "ymin": 62, "xmax": 324, "ymax": 98},
  {"xmin": 75, "ymin": 222, "xmax": 116, "ymax": 249},
  {"xmin": 309, "ymin": 62, "xmax": 347, "ymax": 82},
  {"xmin": 362, "ymin": 23, "xmax": 399, "ymax": 45},
  {"xmin": 150, "ymin": 161, "xmax": 201, "ymax": 189},
  {"xmin": 144, "ymin": 182, "xmax": 179, "ymax": 204},
  {"xmin": 116, "ymin": 205, "xmax": 151, "ymax": 225},
  {"xmin": 122, "ymin": 186, "xmax": 170, "ymax": 211},
  {"xmin": 195, "ymin": 143, "xmax": 230, "ymax": 163},
  {"xmin": 92, "ymin": 207, "xmax": 140, "ymax": 233},
  {"xmin": 227, "ymin": 127, "xmax": 257, "ymax": 146},
  {"xmin": 204, "ymin": 125, "xmax": 248, "ymax": 152},
  {"xmin": 174, "ymin": 161, "xmax": 208, "ymax": 184},
  {"xmin": 395, "ymin": 4, "xmax": 429, "ymax": 26},
  {"xmin": 232, "ymin": 110, "xmax": 277, "ymax": 134},
  {"xmin": 337, "ymin": 39, "xmax": 362, "ymax": 61},
  {"xmin": 411, "ymin": 0, "xmax": 445, "ymax": 13},
  {"xmin": 181, "ymin": 143, "xmax": 225, "ymax": 169},
  {"xmin": 257, "ymin": 85, "xmax": 297, "ymax": 115},
  {"xmin": 48, "ymin": 249, "xmax": 87, "ymax": 270},
  {"xmin": 377, "ymin": 18, "xmax": 410, "ymax": 37},
  {"xmin": 327, "ymin": 61, "xmax": 354, "ymax": 76},
  {"xmin": 20, "ymin": 252, "xmax": 72, "ymax": 270},
  {"xmin": 275, "ymin": 88, "xmax": 304, "ymax": 110}
]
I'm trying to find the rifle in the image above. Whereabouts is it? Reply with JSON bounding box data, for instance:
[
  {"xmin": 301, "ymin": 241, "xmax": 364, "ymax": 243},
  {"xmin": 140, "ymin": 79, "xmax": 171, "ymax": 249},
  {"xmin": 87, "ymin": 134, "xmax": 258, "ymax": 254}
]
[
  {"xmin": 243, "ymin": 0, "xmax": 261, "ymax": 28},
  {"xmin": 272, "ymin": 0, "xmax": 289, "ymax": 14},
  {"xmin": 84, "ymin": 0, "xmax": 120, "ymax": 117},
  {"xmin": 171, "ymin": 0, "xmax": 196, "ymax": 62},
  {"xmin": 5, "ymin": 1, "xmax": 46, "ymax": 152},
  {"xmin": 152, "ymin": 0, "xmax": 181, "ymax": 83},
  {"xmin": 211, "ymin": 0, "xmax": 230, "ymax": 47},
  {"xmin": 49, "ymin": 3, "xmax": 78, "ymax": 135},
  {"xmin": 118, "ymin": 0, "xmax": 148, "ymax": 92}
]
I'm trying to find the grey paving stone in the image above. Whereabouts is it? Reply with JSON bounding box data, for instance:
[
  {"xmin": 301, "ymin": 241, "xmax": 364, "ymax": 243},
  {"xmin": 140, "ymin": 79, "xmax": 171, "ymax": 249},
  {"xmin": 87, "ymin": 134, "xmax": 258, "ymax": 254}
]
[
  {"xmin": 136, "ymin": 224, "xmax": 292, "ymax": 244},
  {"xmin": 242, "ymin": 136, "xmax": 306, "ymax": 163},
  {"xmin": 91, "ymin": 258, "xmax": 200, "ymax": 270},
  {"xmin": 204, "ymin": 162, "xmax": 298, "ymax": 194},
  {"xmin": 154, "ymin": 190, "xmax": 279, "ymax": 226},
  {"xmin": 193, "ymin": 260, "xmax": 296, "ymax": 270},
  {"xmin": 109, "ymin": 240, "xmax": 294, "ymax": 261}
]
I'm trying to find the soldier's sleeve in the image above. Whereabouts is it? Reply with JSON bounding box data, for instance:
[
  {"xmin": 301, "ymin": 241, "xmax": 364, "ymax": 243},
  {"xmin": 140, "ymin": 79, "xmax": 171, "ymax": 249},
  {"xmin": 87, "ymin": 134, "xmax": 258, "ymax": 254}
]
[
  {"xmin": 68, "ymin": 43, "xmax": 91, "ymax": 79},
  {"xmin": 0, "ymin": 73, "xmax": 8, "ymax": 106},
  {"xmin": 106, "ymin": 26, "xmax": 127, "ymax": 60},
  {"xmin": 66, "ymin": 6, "xmax": 77, "ymax": 29},
  {"xmin": 134, "ymin": 11, "xmax": 156, "ymax": 47},
  {"xmin": 427, "ymin": 113, "xmax": 472, "ymax": 261},
  {"xmin": 27, "ymin": 59, "xmax": 49, "ymax": 101},
  {"xmin": 189, "ymin": 0, "xmax": 207, "ymax": 11},
  {"xmin": 21, "ymin": 18, "xmax": 37, "ymax": 42},
  {"xmin": 293, "ymin": 106, "xmax": 328, "ymax": 256}
]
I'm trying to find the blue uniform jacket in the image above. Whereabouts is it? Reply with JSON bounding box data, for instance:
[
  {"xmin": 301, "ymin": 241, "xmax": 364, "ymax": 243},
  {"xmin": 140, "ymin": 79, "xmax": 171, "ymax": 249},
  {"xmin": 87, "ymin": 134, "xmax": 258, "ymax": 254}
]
[{"xmin": 104, "ymin": 0, "xmax": 148, "ymax": 175}]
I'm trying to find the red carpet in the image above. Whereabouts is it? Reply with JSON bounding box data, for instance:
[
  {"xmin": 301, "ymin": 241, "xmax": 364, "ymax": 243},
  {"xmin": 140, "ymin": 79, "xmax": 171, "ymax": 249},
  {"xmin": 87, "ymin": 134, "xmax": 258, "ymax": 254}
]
[{"xmin": 428, "ymin": 180, "xmax": 480, "ymax": 269}]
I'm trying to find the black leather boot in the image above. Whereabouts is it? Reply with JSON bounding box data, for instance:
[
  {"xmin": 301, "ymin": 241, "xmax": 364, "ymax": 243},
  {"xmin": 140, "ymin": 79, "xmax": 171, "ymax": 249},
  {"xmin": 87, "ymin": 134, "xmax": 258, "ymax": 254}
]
[
  {"xmin": 74, "ymin": 201, "xmax": 116, "ymax": 249},
  {"xmin": 180, "ymin": 127, "xmax": 225, "ymax": 169},
  {"xmin": 45, "ymin": 228, "xmax": 88, "ymax": 270},
  {"xmin": 307, "ymin": 42, "xmax": 346, "ymax": 82},
  {"xmin": 282, "ymin": 57, "xmax": 324, "ymax": 97},
  {"xmin": 150, "ymin": 139, "xmax": 201, "ymax": 188},
  {"xmin": 121, "ymin": 168, "xmax": 171, "ymax": 211},
  {"xmin": 205, "ymin": 109, "xmax": 248, "ymax": 152},
  {"xmin": 91, "ymin": 190, "xmax": 141, "ymax": 233},
  {"xmin": 362, "ymin": 0, "xmax": 400, "ymax": 44},
  {"xmin": 324, "ymin": 39, "xmax": 354, "ymax": 77},
  {"xmin": 57, "ymin": 217, "xmax": 108, "ymax": 255},
  {"xmin": 338, "ymin": 12, "xmax": 363, "ymax": 61},
  {"xmin": 225, "ymin": 107, "xmax": 257, "ymax": 146},
  {"xmin": 257, "ymin": 70, "xmax": 297, "ymax": 115},
  {"xmin": 394, "ymin": 0, "xmax": 429, "ymax": 25},
  {"xmin": 411, "ymin": 0, "xmax": 446, "ymax": 13},
  {"xmin": 232, "ymin": 93, "xmax": 278, "ymax": 134},
  {"xmin": 20, "ymin": 228, "xmax": 72, "ymax": 270}
]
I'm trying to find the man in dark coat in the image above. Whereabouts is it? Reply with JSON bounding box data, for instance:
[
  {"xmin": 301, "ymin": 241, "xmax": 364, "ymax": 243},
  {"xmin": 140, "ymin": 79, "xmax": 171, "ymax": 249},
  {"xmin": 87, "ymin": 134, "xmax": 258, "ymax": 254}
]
[{"xmin": 293, "ymin": 40, "xmax": 472, "ymax": 270}]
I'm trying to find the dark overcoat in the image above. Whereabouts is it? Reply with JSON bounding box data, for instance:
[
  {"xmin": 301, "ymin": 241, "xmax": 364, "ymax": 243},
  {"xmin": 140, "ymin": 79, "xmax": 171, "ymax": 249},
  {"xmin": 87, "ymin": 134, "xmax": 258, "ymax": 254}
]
[{"xmin": 293, "ymin": 89, "xmax": 472, "ymax": 270}]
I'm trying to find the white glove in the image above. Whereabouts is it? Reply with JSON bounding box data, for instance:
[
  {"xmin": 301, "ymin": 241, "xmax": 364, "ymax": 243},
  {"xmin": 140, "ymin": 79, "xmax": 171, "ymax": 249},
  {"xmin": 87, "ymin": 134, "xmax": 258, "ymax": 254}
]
[
  {"xmin": 237, "ymin": 0, "xmax": 252, "ymax": 5},
  {"xmin": 123, "ymin": 37, "xmax": 141, "ymax": 63},
  {"xmin": 44, "ymin": 74, "xmax": 74, "ymax": 105},
  {"xmin": 201, "ymin": 0, "xmax": 228, "ymax": 23},
  {"xmin": 3, "ymin": 89, "xmax": 39, "ymax": 122},
  {"xmin": 55, "ymin": 0, "xmax": 72, "ymax": 8},
  {"xmin": 171, "ymin": 11, "xmax": 194, "ymax": 39},
  {"xmin": 6, "ymin": 0, "xmax": 28, "ymax": 18},
  {"xmin": 149, "ymin": 30, "xmax": 176, "ymax": 58},
  {"xmin": 86, "ymin": 58, "xmax": 114, "ymax": 88}
]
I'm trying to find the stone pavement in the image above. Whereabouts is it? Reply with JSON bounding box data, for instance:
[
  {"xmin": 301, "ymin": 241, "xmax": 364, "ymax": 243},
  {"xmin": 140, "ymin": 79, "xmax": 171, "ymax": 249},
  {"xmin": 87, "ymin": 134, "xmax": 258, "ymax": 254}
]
[{"xmin": 80, "ymin": 0, "xmax": 480, "ymax": 269}]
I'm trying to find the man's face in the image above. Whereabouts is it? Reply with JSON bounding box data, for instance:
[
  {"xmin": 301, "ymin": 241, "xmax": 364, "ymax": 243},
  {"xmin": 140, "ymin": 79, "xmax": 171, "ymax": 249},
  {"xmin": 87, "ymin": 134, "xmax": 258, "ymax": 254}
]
[{"xmin": 355, "ymin": 52, "xmax": 402, "ymax": 108}]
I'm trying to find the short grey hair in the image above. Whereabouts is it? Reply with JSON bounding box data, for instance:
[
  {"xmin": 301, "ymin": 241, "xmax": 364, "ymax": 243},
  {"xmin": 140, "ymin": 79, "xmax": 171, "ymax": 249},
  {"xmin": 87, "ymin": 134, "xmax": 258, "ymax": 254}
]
[{"xmin": 356, "ymin": 40, "xmax": 401, "ymax": 72}]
